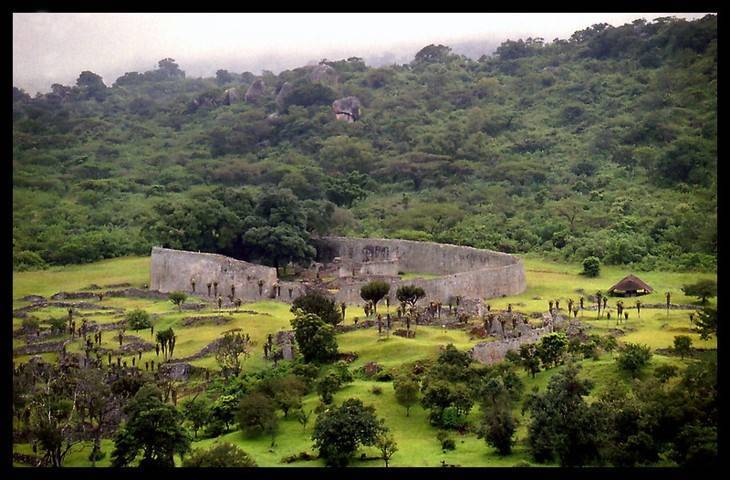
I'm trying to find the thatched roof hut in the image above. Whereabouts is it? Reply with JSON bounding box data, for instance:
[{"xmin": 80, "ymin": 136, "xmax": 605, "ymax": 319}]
[{"xmin": 608, "ymin": 274, "xmax": 653, "ymax": 297}]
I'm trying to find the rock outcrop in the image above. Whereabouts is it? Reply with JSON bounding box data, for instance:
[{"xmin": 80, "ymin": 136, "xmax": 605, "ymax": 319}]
[
  {"xmin": 332, "ymin": 96, "xmax": 362, "ymax": 122},
  {"xmin": 221, "ymin": 87, "xmax": 241, "ymax": 105},
  {"xmin": 244, "ymin": 79, "xmax": 266, "ymax": 103},
  {"xmin": 275, "ymin": 81, "xmax": 293, "ymax": 110},
  {"xmin": 308, "ymin": 64, "xmax": 339, "ymax": 87}
]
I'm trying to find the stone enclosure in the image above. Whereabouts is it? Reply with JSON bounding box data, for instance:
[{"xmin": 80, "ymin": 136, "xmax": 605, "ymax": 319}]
[{"xmin": 150, "ymin": 237, "xmax": 526, "ymax": 305}]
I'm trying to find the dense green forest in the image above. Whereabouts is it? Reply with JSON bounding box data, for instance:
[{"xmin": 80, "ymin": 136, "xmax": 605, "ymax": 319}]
[{"xmin": 12, "ymin": 15, "xmax": 716, "ymax": 272}]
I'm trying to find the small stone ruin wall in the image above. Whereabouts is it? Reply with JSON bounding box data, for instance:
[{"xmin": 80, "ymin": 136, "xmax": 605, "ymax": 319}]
[
  {"xmin": 315, "ymin": 236, "xmax": 527, "ymax": 304},
  {"xmin": 150, "ymin": 247, "xmax": 280, "ymax": 301}
]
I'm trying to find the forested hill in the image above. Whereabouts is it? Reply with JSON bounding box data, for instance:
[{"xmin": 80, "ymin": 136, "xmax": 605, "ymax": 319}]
[{"xmin": 12, "ymin": 15, "xmax": 716, "ymax": 273}]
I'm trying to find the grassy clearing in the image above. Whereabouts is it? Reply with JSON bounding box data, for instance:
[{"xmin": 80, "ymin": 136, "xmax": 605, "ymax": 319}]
[{"xmin": 11, "ymin": 254, "xmax": 716, "ymax": 467}]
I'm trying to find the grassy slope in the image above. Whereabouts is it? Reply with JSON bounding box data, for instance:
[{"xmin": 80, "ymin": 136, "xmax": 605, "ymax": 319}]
[{"xmin": 12, "ymin": 255, "xmax": 716, "ymax": 467}]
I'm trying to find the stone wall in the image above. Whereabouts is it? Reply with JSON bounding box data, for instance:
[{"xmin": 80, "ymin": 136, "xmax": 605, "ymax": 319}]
[
  {"xmin": 315, "ymin": 237, "xmax": 527, "ymax": 304},
  {"xmin": 150, "ymin": 247, "xmax": 278, "ymax": 301},
  {"xmin": 469, "ymin": 325, "xmax": 553, "ymax": 365}
]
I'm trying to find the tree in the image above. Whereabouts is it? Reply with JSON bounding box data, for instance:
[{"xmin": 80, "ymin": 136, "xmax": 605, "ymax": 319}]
[
  {"xmin": 393, "ymin": 376, "xmax": 419, "ymax": 416},
  {"xmin": 375, "ymin": 431, "xmax": 398, "ymax": 467},
  {"xmin": 477, "ymin": 406, "xmax": 517, "ymax": 456},
  {"xmin": 524, "ymin": 362, "xmax": 603, "ymax": 466},
  {"xmin": 168, "ymin": 291, "xmax": 187, "ymax": 312},
  {"xmin": 183, "ymin": 442, "xmax": 257, "ymax": 467},
  {"xmin": 76, "ymin": 71, "xmax": 107, "ymax": 100},
  {"xmin": 207, "ymin": 394, "xmax": 238, "ymax": 435},
  {"xmin": 242, "ymin": 189, "xmax": 316, "ymax": 269},
  {"xmin": 236, "ymin": 392, "xmax": 278, "ymax": 442},
  {"xmin": 420, "ymin": 379, "xmax": 473, "ymax": 428},
  {"xmin": 182, "ymin": 397, "xmax": 209, "ymax": 439},
  {"xmin": 581, "ymin": 256, "xmax": 601, "ymax": 277},
  {"xmin": 125, "ymin": 309, "xmax": 152, "ymax": 330},
  {"xmin": 396, "ymin": 285, "xmax": 427, "ymax": 311},
  {"xmin": 215, "ymin": 69, "xmax": 235, "ymax": 85},
  {"xmin": 360, "ymin": 281, "xmax": 390, "ymax": 315},
  {"xmin": 75, "ymin": 368, "xmax": 121, "ymax": 466},
  {"xmin": 537, "ymin": 332, "xmax": 568, "ymax": 369},
  {"xmin": 519, "ymin": 343, "xmax": 541, "ymax": 378},
  {"xmin": 673, "ymin": 335, "xmax": 693, "ymax": 359},
  {"xmin": 413, "ymin": 44, "xmax": 453, "ymax": 64},
  {"xmin": 312, "ymin": 398, "xmax": 384, "ymax": 467},
  {"xmin": 156, "ymin": 328, "xmax": 176, "ymax": 360},
  {"xmin": 28, "ymin": 366, "xmax": 85, "ymax": 467},
  {"xmin": 290, "ymin": 312, "xmax": 338, "ymax": 363},
  {"xmin": 693, "ymin": 306, "xmax": 717, "ymax": 340},
  {"xmin": 316, "ymin": 372, "xmax": 342, "ymax": 404},
  {"xmin": 259, "ymin": 375, "xmax": 307, "ymax": 417},
  {"xmin": 215, "ymin": 331, "xmax": 251, "ymax": 378},
  {"xmin": 616, "ymin": 343, "xmax": 653, "ymax": 377},
  {"xmin": 681, "ymin": 279, "xmax": 717, "ymax": 304},
  {"xmin": 111, "ymin": 385, "xmax": 191, "ymax": 467},
  {"xmin": 291, "ymin": 291, "xmax": 342, "ymax": 326}
]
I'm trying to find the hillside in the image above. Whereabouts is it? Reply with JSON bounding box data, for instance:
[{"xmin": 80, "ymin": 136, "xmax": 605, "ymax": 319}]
[{"xmin": 12, "ymin": 15, "xmax": 716, "ymax": 273}]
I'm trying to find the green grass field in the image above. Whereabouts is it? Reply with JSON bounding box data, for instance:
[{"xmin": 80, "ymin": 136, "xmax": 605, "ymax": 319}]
[{"xmin": 12, "ymin": 255, "xmax": 716, "ymax": 467}]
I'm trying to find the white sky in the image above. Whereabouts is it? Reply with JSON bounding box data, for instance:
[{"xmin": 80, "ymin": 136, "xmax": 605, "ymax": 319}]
[{"xmin": 13, "ymin": 12, "xmax": 711, "ymax": 95}]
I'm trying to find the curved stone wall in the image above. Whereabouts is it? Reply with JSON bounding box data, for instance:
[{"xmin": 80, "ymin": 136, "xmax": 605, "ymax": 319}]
[
  {"xmin": 315, "ymin": 236, "xmax": 527, "ymax": 304},
  {"xmin": 150, "ymin": 238, "xmax": 527, "ymax": 306}
]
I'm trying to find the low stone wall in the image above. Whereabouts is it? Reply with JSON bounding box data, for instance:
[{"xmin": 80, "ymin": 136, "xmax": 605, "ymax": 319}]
[
  {"xmin": 470, "ymin": 325, "xmax": 553, "ymax": 365},
  {"xmin": 150, "ymin": 247, "xmax": 278, "ymax": 301}
]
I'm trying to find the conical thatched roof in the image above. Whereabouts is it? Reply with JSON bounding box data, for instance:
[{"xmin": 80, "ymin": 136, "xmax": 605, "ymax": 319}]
[{"xmin": 608, "ymin": 274, "xmax": 653, "ymax": 293}]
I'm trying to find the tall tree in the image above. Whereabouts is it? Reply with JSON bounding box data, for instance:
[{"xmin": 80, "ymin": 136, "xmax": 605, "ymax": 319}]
[{"xmin": 110, "ymin": 385, "xmax": 191, "ymax": 467}]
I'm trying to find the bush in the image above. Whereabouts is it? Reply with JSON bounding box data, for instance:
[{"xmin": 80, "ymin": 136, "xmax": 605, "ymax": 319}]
[
  {"xmin": 183, "ymin": 442, "xmax": 257, "ymax": 467},
  {"xmin": 126, "ymin": 309, "xmax": 152, "ymax": 330},
  {"xmin": 441, "ymin": 406, "xmax": 468, "ymax": 430},
  {"xmin": 436, "ymin": 430, "xmax": 456, "ymax": 450},
  {"xmin": 13, "ymin": 250, "xmax": 47, "ymax": 271},
  {"xmin": 47, "ymin": 317, "xmax": 67, "ymax": 334},
  {"xmin": 616, "ymin": 343, "xmax": 653, "ymax": 377},
  {"xmin": 21, "ymin": 317, "xmax": 40, "ymax": 333},
  {"xmin": 291, "ymin": 291, "xmax": 342, "ymax": 326},
  {"xmin": 582, "ymin": 256, "xmax": 601, "ymax": 277},
  {"xmin": 370, "ymin": 386, "xmax": 383, "ymax": 395}
]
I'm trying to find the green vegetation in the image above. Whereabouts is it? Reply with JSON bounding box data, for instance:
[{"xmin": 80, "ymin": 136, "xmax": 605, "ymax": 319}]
[
  {"xmin": 13, "ymin": 15, "xmax": 716, "ymax": 275},
  {"xmin": 11, "ymin": 14, "xmax": 718, "ymax": 469}
]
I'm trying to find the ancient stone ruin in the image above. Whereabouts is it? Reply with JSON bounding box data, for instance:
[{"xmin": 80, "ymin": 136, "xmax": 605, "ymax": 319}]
[{"xmin": 150, "ymin": 236, "xmax": 526, "ymax": 306}]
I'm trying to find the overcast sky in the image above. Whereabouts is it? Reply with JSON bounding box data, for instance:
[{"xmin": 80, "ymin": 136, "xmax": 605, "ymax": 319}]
[{"xmin": 13, "ymin": 12, "xmax": 711, "ymax": 95}]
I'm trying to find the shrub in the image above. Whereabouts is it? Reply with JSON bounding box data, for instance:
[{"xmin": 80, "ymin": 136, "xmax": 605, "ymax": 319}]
[
  {"xmin": 13, "ymin": 250, "xmax": 47, "ymax": 271},
  {"xmin": 441, "ymin": 406, "xmax": 468, "ymax": 430},
  {"xmin": 183, "ymin": 442, "xmax": 257, "ymax": 467},
  {"xmin": 126, "ymin": 309, "xmax": 152, "ymax": 330},
  {"xmin": 436, "ymin": 430, "xmax": 456, "ymax": 451},
  {"xmin": 291, "ymin": 291, "xmax": 342, "ymax": 326},
  {"xmin": 616, "ymin": 343, "xmax": 653, "ymax": 377},
  {"xmin": 21, "ymin": 317, "xmax": 40, "ymax": 333},
  {"xmin": 673, "ymin": 335, "xmax": 693, "ymax": 359},
  {"xmin": 47, "ymin": 316, "xmax": 67, "ymax": 334},
  {"xmin": 370, "ymin": 386, "xmax": 383, "ymax": 395},
  {"xmin": 582, "ymin": 256, "xmax": 601, "ymax": 277}
]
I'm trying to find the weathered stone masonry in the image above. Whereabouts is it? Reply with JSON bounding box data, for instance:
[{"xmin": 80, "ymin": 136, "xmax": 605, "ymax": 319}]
[
  {"xmin": 150, "ymin": 237, "xmax": 527, "ymax": 305},
  {"xmin": 150, "ymin": 247, "xmax": 304, "ymax": 301},
  {"xmin": 315, "ymin": 237, "xmax": 527, "ymax": 305}
]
